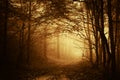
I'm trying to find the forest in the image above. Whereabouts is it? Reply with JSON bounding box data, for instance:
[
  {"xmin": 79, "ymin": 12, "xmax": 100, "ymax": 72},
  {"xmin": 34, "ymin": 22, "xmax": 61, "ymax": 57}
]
[{"xmin": 0, "ymin": 0, "xmax": 120, "ymax": 80}]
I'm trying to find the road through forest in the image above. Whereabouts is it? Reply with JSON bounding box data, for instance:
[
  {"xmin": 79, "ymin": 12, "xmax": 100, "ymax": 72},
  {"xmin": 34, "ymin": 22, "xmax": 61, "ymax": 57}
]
[{"xmin": 11, "ymin": 60, "xmax": 105, "ymax": 80}]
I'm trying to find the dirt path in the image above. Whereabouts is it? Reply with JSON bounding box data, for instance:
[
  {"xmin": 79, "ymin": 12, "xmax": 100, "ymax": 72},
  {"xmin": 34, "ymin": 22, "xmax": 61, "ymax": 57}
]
[
  {"xmin": 30, "ymin": 61, "xmax": 104, "ymax": 80},
  {"xmin": 6, "ymin": 61, "xmax": 105, "ymax": 80}
]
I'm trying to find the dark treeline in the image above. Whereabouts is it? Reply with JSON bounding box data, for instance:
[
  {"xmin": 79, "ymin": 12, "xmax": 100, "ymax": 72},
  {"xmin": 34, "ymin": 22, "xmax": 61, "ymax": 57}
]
[
  {"xmin": 85, "ymin": 0, "xmax": 120, "ymax": 79},
  {"xmin": 0, "ymin": 0, "xmax": 120, "ymax": 80}
]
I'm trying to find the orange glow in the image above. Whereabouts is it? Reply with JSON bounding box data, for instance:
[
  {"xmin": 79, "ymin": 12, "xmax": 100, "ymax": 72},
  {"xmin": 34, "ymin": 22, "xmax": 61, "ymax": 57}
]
[{"xmin": 47, "ymin": 33, "xmax": 84, "ymax": 65}]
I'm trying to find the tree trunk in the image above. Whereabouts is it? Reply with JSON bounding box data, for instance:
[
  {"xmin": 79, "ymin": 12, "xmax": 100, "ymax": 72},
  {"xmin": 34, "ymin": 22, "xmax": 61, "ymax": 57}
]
[
  {"xmin": 17, "ymin": 23, "xmax": 25, "ymax": 67},
  {"xmin": 57, "ymin": 33, "xmax": 60, "ymax": 58},
  {"xmin": 2, "ymin": 0, "xmax": 8, "ymax": 66},
  {"xmin": 87, "ymin": 10, "xmax": 93, "ymax": 64},
  {"xmin": 44, "ymin": 26, "xmax": 47, "ymax": 59},
  {"xmin": 107, "ymin": 0, "xmax": 116, "ymax": 78},
  {"xmin": 100, "ymin": 0, "xmax": 106, "ymax": 68},
  {"xmin": 27, "ymin": 0, "xmax": 31, "ymax": 65}
]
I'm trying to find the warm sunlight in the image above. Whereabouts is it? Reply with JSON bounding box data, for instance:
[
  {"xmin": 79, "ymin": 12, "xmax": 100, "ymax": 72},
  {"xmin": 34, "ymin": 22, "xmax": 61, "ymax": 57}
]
[
  {"xmin": 1, "ymin": 0, "xmax": 120, "ymax": 80},
  {"xmin": 47, "ymin": 33, "xmax": 84, "ymax": 65}
]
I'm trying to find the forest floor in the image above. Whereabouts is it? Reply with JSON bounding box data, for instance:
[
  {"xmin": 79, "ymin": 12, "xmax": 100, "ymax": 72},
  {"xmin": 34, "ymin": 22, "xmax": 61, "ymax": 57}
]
[
  {"xmin": 2, "ymin": 60, "xmax": 107, "ymax": 80},
  {"xmin": 3, "ymin": 58, "xmax": 120, "ymax": 80}
]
